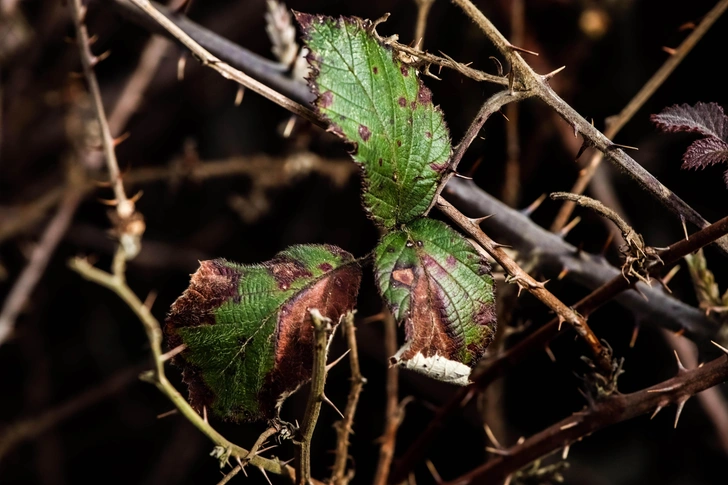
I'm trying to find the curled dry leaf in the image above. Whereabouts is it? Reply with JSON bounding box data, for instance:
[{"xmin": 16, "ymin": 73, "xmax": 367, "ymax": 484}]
[
  {"xmin": 374, "ymin": 218, "xmax": 497, "ymax": 385},
  {"xmin": 165, "ymin": 245, "xmax": 361, "ymax": 421},
  {"xmin": 296, "ymin": 13, "xmax": 451, "ymax": 229}
]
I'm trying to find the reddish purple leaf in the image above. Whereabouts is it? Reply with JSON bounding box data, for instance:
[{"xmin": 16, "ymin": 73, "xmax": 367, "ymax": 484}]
[
  {"xmin": 651, "ymin": 102, "xmax": 728, "ymax": 141},
  {"xmin": 682, "ymin": 137, "xmax": 728, "ymax": 170}
]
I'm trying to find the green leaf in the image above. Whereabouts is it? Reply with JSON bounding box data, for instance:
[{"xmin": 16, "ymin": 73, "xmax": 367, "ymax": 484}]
[
  {"xmin": 296, "ymin": 13, "xmax": 451, "ymax": 229},
  {"xmin": 165, "ymin": 245, "xmax": 361, "ymax": 421},
  {"xmin": 374, "ymin": 218, "xmax": 496, "ymax": 384}
]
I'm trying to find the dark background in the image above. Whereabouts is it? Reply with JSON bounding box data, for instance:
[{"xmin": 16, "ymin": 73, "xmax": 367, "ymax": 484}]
[{"xmin": 1, "ymin": 0, "xmax": 728, "ymax": 484}]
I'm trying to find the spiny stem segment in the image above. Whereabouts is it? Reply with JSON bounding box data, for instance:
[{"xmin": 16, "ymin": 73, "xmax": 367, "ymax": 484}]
[{"xmin": 442, "ymin": 354, "xmax": 728, "ymax": 485}]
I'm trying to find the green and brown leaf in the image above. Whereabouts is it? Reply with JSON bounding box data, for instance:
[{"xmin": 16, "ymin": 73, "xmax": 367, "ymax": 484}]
[
  {"xmin": 297, "ymin": 13, "xmax": 451, "ymax": 229},
  {"xmin": 165, "ymin": 245, "xmax": 361, "ymax": 421},
  {"xmin": 374, "ymin": 218, "xmax": 496, "ymax": 385}
]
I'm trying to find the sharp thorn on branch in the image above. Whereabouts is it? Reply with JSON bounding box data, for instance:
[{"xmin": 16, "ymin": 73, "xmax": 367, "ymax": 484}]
[
  {"xmin": 647, "ymin": 384, "xmax": 682, "ymax": 393},
  {"xmin": 452, "ymin": 172, "xmax": 473, "ymax": 180},
  {"xmin": 258, "ymin": 466, "xmax": 273, "ymax": 485},
  {"xmin": 521, "ymin": 193, "xmax": 547, "ymax": 217},
  {"xmin": 674, "ymin": 396, "xmax": 690, "ymax": 428},
  {"xmin": 607, "ymin": 143, "xmax": 639, "ymax": 151},
  {"xmin": 680, "ymin": 214, "xmax": 689, "ymax": 241},
  {"xmin": 559, "ymin": 216, "xmax": 581, "ymax": 238},
  {"xmin": 322, "ymin": 394, "xmax": 345, "ymax": 419},
  {"xmin": 673, "ymin": 350, "xmax": 688, "ymax": 374},
  {"xmin": 508, "ymin": 43, "xmax": 539, "ymax": 56},
  {"xmin": 711, "ymin": 340, "xmax": 728, "ymax": 356},
  {"xmin": 575, "ymin": 140, "xmax": 591, "ymax": 161},
  {"xmin": 651, "ymin": 402, "xmax": 666, "ymax": 420},
  {"xmin": 469, "ymin": 214, "xmax": 494, "ymax": 225},
  {"xmin": 542, "ymin": 65, "xmax": 566, "ymax": 80},
  {"xmin": 326, "ymin": 349, "xmax": 351, "ymax": 373}
]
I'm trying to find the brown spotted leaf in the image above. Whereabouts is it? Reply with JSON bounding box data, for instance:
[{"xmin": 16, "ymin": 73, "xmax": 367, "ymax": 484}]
[
  {"xmin": 165, "ymin": 245, "xmax": 361, "ymax": 421},
  {"xmin": 296, "ymin": 13, "xmax": 451, "ymax": 229},
  {"xmin": 374, "ymin": 218, "xmax": 496, "ymax": 385}
]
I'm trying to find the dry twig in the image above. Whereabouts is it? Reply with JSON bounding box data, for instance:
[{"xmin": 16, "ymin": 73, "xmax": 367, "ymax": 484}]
[
  {"xmin": 331, "ymin": 312, "xmax": 366, "ymax": 485},
  {"xmin": 69, "ymin": 0, "xmax": 144, "ymax": 259},
  {"xmin": 373, "ymin": 311, "xmax": 403, "ymax": 485}
]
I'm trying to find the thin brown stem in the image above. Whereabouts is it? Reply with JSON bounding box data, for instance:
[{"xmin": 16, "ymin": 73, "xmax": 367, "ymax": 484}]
[
  {"xmin": 331, "ymin": 313, "xmax": 365, "ymax": 485},
  {"xmin": 443, "ymin": 354, "xmax": 728, "ymax": 485},
  {"xmin": 438, "ymin": 196, "xmax": 612, "ymax": 372},
  {"xmin": 295, "ymin": 309, "xmax": 333, "ymax": 485},
  {"xmin": 551, "ymin": 0, "xmax": 728, "ymax": 232},
  {"xmin": 429, "ymin": 89, "xmax": 532, "ymax": 213},
  {"xmin": 550, "ymin": 192, "xmax": 636, "ymax": 242},
  {"xmin": 0, "ymin": 187, "xmax": 82, "ymax": 346},
  {"xmin": 373, "ymin": 311, "xmax": 400, "ymax": 485},
  {"xmin": 413, "ymin": 0, "xmax": 435, "ymax": 46}
]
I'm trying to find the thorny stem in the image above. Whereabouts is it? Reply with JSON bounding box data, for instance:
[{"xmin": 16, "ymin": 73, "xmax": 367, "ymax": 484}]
[
  {"xmin": 69, "ymin": 0, "xmax": 140, "ymax": 257},
  {"xmin": 550, "ymin": 192, "xmax": 637, "ymax": 244},
  {"xmin": 373, "ymin": 311, "xmax": 401, "ymax": 485},
  {"xmin": 391, "ymin": 207, "xmax": 728, "ymax": 483},
  {"xmin": 428, "ymin": 89, "xmax": 533, "ymax": 214},
  {"xmin": 295, "ymin": 309, "xmax": 333, "ymax": 485},
  {"xmin": 450, "ymin": 0, "xmax": 728, "ymax": 255},
  {"xmin": 68, "ymin": 251, "xmax": 293, "ymax": 479},
  {"xmin": 443, "ymin": 354, "xmax": 728, "ymax": 485},
  {"xmin": 551, "ymin": 0, "xmax": 728, "ymax": 232},
  {"xmin": 331, "ymin": 313, "xmax": 365, "ymax": 485},
  {"xmin": 437, "ymin": 196, "xmax": 613, "ymax": 372}
]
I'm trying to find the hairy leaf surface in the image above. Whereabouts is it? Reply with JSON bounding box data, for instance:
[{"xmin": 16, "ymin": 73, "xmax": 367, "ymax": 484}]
[
  {"xmin": 374, "ymin": 218, "xmax": 496, "ymax": 385},
  {"xmin": 297, "ymin": 13, "xmax": 451, "ymax": 229},
  {"xmin": 652, "ymin": 102, "xmax": 728, "ymax": 184},
  {"xmin": 166, "ymin": 245, "xmax": 361, "ymax": 421}
]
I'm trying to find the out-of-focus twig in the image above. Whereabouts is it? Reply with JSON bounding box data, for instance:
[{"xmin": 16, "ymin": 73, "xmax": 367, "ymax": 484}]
[
  {"xmin": 550, "ymin": 0, "xmax": 728, "ymax": 232},
  {"xmin": 69, "ymin": 0, "xmax": 144, "ymax": 259},
  {"xmin": 331, "ymin": 312, "xmax": 365, "ymax": 485},
  {"xmin": 0, "ymin": 364, "xmax": 142, "ymax": 460},
  {"xmin": 0, "ymin": 186, "xmax": 82, "ymax": 346},
  {"xmin": 373, "ymin": 311, "xmax": 403, "ymax": 485},
  {"xmin": 502, "ymin": 0, "xmax": 523, "ymax": 207},
  {"xmin": 412, "ymin": 0, "xmax": 435, "ymax": 46}
]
